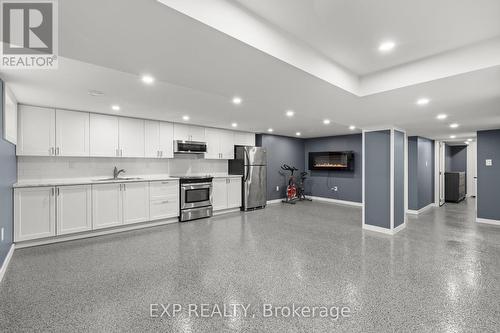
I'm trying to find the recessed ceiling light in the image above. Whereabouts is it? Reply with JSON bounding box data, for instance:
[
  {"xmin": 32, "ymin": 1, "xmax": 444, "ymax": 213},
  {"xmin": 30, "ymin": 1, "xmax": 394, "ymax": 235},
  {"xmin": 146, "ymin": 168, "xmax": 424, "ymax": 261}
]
[
  {"xmin": 141, "ymin": 75, "xmax": 155, "ymax": 84},
  {"xmin": 267, "ymin": 128, "xmax": 274, "ymax": 132},
  {"xmin": 464, "ymin": 141, "xmax": 469, "ymax": 145},
  {"xmin": 450, "ymin": 135, "xmax": 456, "ymax": 139},
  {"xmin": 111, "ymin": 105, "xmax": 120, "ymax": 111},
  {"xmin": 232, "ymin": 97, "xmax": 242, "ymax": 105},
  {"xmin": 295, "ymin": 132, "xmax": 301, "ymax": 136},
  {"xmin": 436, "ymin": 114, "xmax": 447, "ymax": 120},
  {"xmin": 416, "ymin": 98, "xmax": 430, "ymax": 106},
  {"xmin": 323, "ymin": 119, "xmax": 331, "ymax": 125},
  {"xmin": 231, "ymin": 122, "xmax": 238, "ymax": 128},
  {"xmin": 88, "ymin": 90, "xmax": 104, "ymax": 97},
  {"xmin": 378, "ymin": 41, "xmax": 396, "ymax": 52},
  {"xmin": 349, "ymin": 125, "xmax": 356, "ymax": 130},
  {"xmin": 450, "ymin": 123, "xmax": 459, "ymax": 128},
  {"xmin": 467, "ymin": 138, "xmax": 473, "ymax": 142},
  {"xmin": 286, "ymin": 110, "xmax": 295, "ymax": 117},
  {"xmin": 182, "ymin": 115, "xmax": 190, "ymax": 121}
]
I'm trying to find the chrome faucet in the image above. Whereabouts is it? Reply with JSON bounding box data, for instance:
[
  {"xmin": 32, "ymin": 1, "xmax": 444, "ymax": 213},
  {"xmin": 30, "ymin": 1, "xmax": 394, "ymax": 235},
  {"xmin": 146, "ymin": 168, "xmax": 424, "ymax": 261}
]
[{"xmin": 113, "ymin": 166, "xmax": 126, "ymax": 179}]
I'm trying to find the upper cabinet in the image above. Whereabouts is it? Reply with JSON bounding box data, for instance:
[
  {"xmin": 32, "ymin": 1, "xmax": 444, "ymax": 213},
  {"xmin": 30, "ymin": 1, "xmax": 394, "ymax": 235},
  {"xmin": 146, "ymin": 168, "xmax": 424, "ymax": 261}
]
[
  {"xmin": 205, "ymin": 128, "xmax": 234, "ymax": 160},
  {"xmin": 234, "ymin": 132, "xmax": 255, "ymax": 146},
  {"xmin": 89, "ymin": 113, "xmax": 119, "ymax": 157},
  {"xmin": 17, "ymin": 105, "xmax": 55, "ymax": 156},
  {"xmin": 119, "ymin": 117, "xmax": 145, "ymax": 158},
  {"xmin": 145, "ymin": 120, "xmax": 174, "ymax": 158},
  {"xmin": 173, "ymin": 124, "xmax": 205, "ymax": 142},
  {"xmin": 56, "ymin": 109, "xmax": 90, "ymax": 157}
]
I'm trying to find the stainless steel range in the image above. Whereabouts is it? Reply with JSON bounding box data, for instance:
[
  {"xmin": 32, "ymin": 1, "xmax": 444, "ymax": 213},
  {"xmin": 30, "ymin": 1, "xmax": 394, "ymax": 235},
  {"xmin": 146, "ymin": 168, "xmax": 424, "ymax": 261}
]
[{"xmin": 178, "ymin": 176, "xmax": 213, "ymax": 222}]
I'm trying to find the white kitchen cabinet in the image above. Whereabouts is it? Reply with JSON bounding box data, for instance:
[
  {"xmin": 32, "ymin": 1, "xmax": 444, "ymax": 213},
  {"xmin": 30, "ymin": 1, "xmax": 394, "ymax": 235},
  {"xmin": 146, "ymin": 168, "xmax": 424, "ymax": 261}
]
[
  {"xmin": 145, "ymin": 120, "xmax": 174, "ymax": 158},
  {"xmin": 90, "ymin": 114, "xmax": 119, "ymax": 157},
  {"xmin": 119, "ymin": 117, "xmax": 145, "ymax": 158},
  {"xmin": 149, "ymin": 180, "xmax": 179, "ymax": 220},
  {"xmin": 173, "ymin": 124, "xmax": 205, "ymax": 142},
  {"xmin": 56, "ymin": 185, "xmax": 92, "ymax": 235},
  {"xmin": 92, "ymin": 183, "xmax": 123, "ymax": 229},
  {"xmin": 122, "ymin": 182, "xmax": 150, "ymax": 225},
  {"xmin": 205, "ymin": 128, "xmax": 234, "ymax": 160},
  {"xmin": 227, "ymin": 178, "xmax": 242, "ymax": 208},
  {"xmin": 234, "ymin": 132, "xmax": 255, "ymax": 146},
  {"xmin": 55, "ymin": 109, "xmax": 89, "ymax": 157},
  {"xmin": 14, "ymin": 187, "xmax": 56, "ymax": 241},
  {"xmin": 17, "ymin": 105, "xmax": 55, "ymax": 156},
  {"xmin": 220, "ymin": 130, "xmax": 235, "ymax": 159}
]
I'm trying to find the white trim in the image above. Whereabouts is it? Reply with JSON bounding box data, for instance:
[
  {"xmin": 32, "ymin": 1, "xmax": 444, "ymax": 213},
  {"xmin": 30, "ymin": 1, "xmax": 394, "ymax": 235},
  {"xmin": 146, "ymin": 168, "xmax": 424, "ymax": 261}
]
[
  {"xmin": 362, "ymin": 130, "xmax": 366, "ymax": 228},
  {"xmin": 362, "ymin": 222, "xmax": 406, "ymax": 235},
  {"xmin": 0, "ymin": 244, "xmax": 15, "ymax": 284},
  {"xmin": 15, "ymin": 218, "xmax": 178, "ymax": 249},
  {"xmin": 266, "ymin": 199, "xmax": 283, "ymax": 205},
  {"xmin": 390, "ymin": 129, "xmax": 394, "ymax": 230},
  {"xmin": 476, "ymin": 218, "xmax": 500, "ymax": 226},
  {"xmin": 309, "ymin": 196, "xmax": 363, "ymax": 207},
  {"xmin": 407, "ymin": 203, "xmax": 435, "ymax": 215},
  {"xmin": 213, "ymin": 208, "xmax": 241, "ymax": 215}
]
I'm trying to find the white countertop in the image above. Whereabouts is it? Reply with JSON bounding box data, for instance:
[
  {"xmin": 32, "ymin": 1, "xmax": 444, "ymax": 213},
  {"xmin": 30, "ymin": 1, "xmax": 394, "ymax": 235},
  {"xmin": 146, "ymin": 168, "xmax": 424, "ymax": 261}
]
[{"xmin": 13, "ymin": 174, "xmax": 242, "ymax": 188}]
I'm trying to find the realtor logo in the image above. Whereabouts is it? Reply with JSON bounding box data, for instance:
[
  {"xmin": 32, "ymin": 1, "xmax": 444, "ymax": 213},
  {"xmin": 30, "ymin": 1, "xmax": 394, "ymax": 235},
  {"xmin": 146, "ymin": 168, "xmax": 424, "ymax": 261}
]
[{"xmin": 1, "ymin": 0, "xmax": 58, "ymax": 69}]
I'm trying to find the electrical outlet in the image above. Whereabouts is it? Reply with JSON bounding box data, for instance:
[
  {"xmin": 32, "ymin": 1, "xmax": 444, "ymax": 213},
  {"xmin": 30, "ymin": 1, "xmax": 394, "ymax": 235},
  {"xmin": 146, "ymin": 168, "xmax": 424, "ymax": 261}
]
[
  {"xmin": 486, "ymin": 159, "xmax": 493, "ymax": 166},
  {"xmin": 1, "ymin": 227, "xmax": 4, "ymax": 242},
  {"xmin": 276, "ymin": 186, "xmax": 280, "ymax": 191},
  {"xmin": 331, "ymin": 186, "xmax": 338, "ymax": 192}
]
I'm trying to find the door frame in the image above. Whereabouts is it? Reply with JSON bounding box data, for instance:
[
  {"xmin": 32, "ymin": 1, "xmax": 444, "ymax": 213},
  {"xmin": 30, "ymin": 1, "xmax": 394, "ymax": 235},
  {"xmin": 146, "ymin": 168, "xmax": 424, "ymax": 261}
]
[{"xmin": 434, "ymin": 140, "xmax": 446, "ymax": 206}]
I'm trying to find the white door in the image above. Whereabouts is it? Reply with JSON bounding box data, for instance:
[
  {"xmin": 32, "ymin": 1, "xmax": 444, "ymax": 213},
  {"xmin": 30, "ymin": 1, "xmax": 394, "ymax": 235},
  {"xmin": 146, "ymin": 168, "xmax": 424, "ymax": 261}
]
[
  {"xmin": 122, "ymin": 182, "xmax": 150, "ymax": 225},
  {"xmin": 17, "ymin": 105, "xmax": 55, "ymax": 156},
  {"xmin": 56, "ymin": 109, "xmax": 90, "ymax": 157},
  {"xmin": 145, "ymin": 120, "xmax": 161, "ymax": 158},
  {"xmin": 205, "ymin": 128, "xmax": 221, "ymax": 159},
  {"xmin": 234, "ymin": 132, "xmax": 255, "ymax": 146},
  {"xmin": 159, "ymin": 122, "xmax": 174, "ymax": 158},
  {"xmin": 189, "ymin": 126, "xmax": 206, "ymax": 142},
  {"xmin": 14, "ymin": 187, "xmax": 56, "ymax": 241},
  {"xmin": 212, "ymin": 178, "xmax": 228, "ymax": 211},
  {"xmin": 220, "ymin": 130, "xmax": 235, "ymax": 159},
  {"xmin": 467, "ymin": 141, "xmax": 477, "ymax": 197},
  {"xmin": 56, "ymin": 185, "xmax": 92, "ymax": 235},
  {"xmin": 439, "ymin": 141, "xmax": 446, "ymax": 206},
  {"xmin": 173, "ymin": 124, "xmax": 191, "ymax": 141},
  {"xmin": 119, "ymin": 117, "xmax": 145, "ymax": 158},
  {"xmin": 92, "ymin": 183, "xmax": 123, "ymax": 229},
  {"xmin": 90, "ymin": 114, "xmax": 119, "ymax": 157},
  {"xmin": 227, "ymin": 178, "xmax": 242, "ymax": 208}
]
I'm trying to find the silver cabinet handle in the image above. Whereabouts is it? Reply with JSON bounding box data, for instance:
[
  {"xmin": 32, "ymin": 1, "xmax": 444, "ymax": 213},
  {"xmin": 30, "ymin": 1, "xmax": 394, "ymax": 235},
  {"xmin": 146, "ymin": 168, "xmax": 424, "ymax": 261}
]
[
  {"xmin": 116, "ymin": 149, "xmax": 120, "ymax": 157},
  {"xmin": 50, "ymin": 147, "xmax": 54, "ymax": 155},
  {"xmin": 56, "ymin": 187, "xmax": 60, "ymax": 196},
  {"xmin": 120, "ymin": 149, "xmax": 123, "ymax": 157},
  {"xmin": 123, "ymin": 184, "xmax": 126, "ymax": 191},
  {"xmin": 56, "ymin": 147, "xmax": 60, "ymax": 156},
  {"xmin": 162, "ymin": 200, "xmax": 169, "ymax": 204},
  {"xmin": 51, "ymin": 187, "xmax": 55, "ymax": 196},
  {"xmin": 119, "ymin": 184, "xmax": 122, "ymax": 191},
  {"xmin": 160, "ymin": 151, "xmax": 163, "ymax": 158}
]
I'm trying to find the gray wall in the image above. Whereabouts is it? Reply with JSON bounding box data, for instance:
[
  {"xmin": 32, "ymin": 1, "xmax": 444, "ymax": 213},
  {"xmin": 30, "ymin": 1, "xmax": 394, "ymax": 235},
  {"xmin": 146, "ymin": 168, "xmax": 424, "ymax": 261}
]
[
  {"xmin": 256, "ymin": 134, "xmax": 305, "ymax": 200},
  {"xmin": 477, "ymin": 129, "xmax": 500, "ymax": 220},
  {"xmin": 394, "ymin": 130, "xmax": 405, "ymax": 227},
  {"xmin": 364, "ymin": 130, "xmax": 391, "ymax": 229},
  {"xmin": 408, "ymin": 136, "xmax": 435, "ymax": 210},
  {"xmin": 303, "ymin": 134, "xmax": 362, "ymax": 203},
  {"xmin": 0, "ymin": 80, "xmax": 17, "ymax": 267}
]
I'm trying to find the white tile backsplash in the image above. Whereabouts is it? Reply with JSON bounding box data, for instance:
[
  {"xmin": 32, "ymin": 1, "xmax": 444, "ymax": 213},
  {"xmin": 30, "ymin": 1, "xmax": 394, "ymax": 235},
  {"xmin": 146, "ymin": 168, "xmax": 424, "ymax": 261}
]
[{"xmin": 17, "ymin": 156, "xmax": 228, "ymax": 181}]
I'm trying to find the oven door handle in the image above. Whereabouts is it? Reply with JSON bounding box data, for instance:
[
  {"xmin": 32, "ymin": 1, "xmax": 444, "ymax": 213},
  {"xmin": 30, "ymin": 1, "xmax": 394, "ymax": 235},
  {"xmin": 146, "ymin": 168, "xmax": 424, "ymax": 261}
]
[{"xmin": 182, "ymin": 182, "xmax": 212, "ymax": 188}]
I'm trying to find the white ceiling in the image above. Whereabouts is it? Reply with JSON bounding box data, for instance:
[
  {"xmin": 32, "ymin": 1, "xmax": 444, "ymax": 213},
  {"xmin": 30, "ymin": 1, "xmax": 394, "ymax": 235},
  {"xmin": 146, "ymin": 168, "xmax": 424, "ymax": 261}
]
[
  {"xmin": 1, "ymin": 0, "xmax": 499, "ymax": 141},
  {"xmin": 234, "ymin": 0, "xmax": 500, "ymax": 75}
]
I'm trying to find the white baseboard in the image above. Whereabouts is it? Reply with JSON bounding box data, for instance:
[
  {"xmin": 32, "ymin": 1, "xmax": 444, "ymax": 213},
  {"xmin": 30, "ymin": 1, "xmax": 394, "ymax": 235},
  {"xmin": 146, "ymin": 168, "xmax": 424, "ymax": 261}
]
[
  {"xmin": 266, "ymin": 199, "xmax": 283, "ymax": 205},
  {"xmin": 0, "ymin": 244, "xmax": 15, "ymax": 284},
  {"xmin": 476, "ymin": 217, "xmax": 500, "ymax": 226},
  {"xmin": 407, "ymin": 203, "xmax": 435, "ymax": 215},
  {"xmin": 362, "ymin": 222, "xmax": 406, "ymax": 235},
  {"xmin": 309, "ymin": 196, "xmax": 363, "ymax": 207}
]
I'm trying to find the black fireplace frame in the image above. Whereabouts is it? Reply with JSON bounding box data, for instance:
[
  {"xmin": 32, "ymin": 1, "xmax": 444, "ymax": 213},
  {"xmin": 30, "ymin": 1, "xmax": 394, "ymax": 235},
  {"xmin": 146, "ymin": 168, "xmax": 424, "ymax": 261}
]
[{"xmin": 308, "ymin": 151, "xmax": 354, "ymax": 171}]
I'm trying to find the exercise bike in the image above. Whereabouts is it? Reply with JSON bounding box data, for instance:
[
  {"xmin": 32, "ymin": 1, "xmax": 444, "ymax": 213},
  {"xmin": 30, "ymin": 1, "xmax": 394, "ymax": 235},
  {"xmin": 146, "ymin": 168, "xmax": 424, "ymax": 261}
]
[
  {"xmin": 296, "ymin": 171, "xmax": 312, "ymax": 202},
  {"xmin": 281, "ymin": 164, "xmax": 312, "ymax": 204}
]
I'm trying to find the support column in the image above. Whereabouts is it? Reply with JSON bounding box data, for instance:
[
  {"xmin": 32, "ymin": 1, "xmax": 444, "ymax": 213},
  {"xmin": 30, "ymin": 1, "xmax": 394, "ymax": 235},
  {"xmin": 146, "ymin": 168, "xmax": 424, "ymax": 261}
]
[{"xmin": 363, "ymin": 128, "xmax": 407, "ymax": 234}]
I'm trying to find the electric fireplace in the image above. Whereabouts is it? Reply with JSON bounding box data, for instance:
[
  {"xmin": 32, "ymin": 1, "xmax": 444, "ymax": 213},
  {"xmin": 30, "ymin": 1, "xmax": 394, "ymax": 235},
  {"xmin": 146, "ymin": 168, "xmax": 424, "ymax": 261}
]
[{"xmin": 308, "ymin": 151, "xmax": 354, "ymax": 171}]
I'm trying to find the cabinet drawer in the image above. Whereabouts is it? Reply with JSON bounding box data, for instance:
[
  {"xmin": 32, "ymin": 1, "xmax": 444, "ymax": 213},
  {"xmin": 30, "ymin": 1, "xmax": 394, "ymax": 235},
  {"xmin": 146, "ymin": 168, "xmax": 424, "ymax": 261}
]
[
  {"xmin": 150, "ymin": 181, "xmax": 178, "ymax": 198},
  {"xmin": 150, "ymin": 197, "xmax": 179, "ymax": 220}
]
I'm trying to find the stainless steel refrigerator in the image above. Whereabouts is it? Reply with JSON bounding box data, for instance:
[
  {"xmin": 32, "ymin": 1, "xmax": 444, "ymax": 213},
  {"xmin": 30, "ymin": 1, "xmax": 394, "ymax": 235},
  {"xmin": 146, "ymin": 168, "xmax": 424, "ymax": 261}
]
[{"xmin": 229, "ymin": 146, "xmax": 267, "ymax": 211}]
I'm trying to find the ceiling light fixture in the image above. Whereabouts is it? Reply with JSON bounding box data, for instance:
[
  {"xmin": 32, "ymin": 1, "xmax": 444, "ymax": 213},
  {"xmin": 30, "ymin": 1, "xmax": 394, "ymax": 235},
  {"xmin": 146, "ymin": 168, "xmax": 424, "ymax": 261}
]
[
  {"xmin": 349, "ymin": 125, "xmax": 356, "ymax": 130},
  {"xmin": 436, "ymin": 114, "xmax": 447, "ymax": 120},
  {"xmin": 378, "ymin": 41, "xmax": 396, "ymax": 52},
  {"xmin": 449, "ymin": 123, "xmax": 459, "ymax": 128},
  {"xmin": 267, "ymin": 128, "xmax": 274, "ymax": 133},
  {"xmin": 416, "ymin": 98, "xmax": 430, "ymax": 106},
  {"xmin": 232, "ymin": 97, "xmax": 242, "ymax": 105},
  {"xmin": 182, "ymin": 115, "xmax": 190, "ymax": 121},
  {"xmin": 295, "ymin": 132, "xmax": 301, "ymax": 136},
  {"xmin": 141, "ymin": 75, "xmax": 155, "ymax": 84},
  {"xmin": 323, "ymin": 119, "xmax": 330, "ymax": 125},
  {"xmin": 111, "ymin": 105, "xmax": 120, "ymax": 111},
  {"xmin": 450, "ymin": 135, "xmax": 456, "ymax": 139},
  {"xmin": 286, "ymin": 110, "xmax": 295, "ymax": 117},
  {"xmin": 467, "ymin": 138, "xmax": 473, "ymax": 142},
  {"xmin": 231, "ymin": 122, "xmax": 238, "ymax": 128}
]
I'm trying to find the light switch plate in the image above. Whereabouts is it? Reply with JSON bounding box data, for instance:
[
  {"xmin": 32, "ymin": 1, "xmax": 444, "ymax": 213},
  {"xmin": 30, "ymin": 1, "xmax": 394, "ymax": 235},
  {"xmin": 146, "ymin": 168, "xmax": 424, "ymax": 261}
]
[
  {"xmin": 1, "ymin": 227, "xmax": 4, "ymax": 242},
  {"xmin": 275, "ymin": 186, "xmax": 279, "ymax": 191},
  {"xmin": 486, "ymin": 159, "xmax": 493, "ymax": 166}
]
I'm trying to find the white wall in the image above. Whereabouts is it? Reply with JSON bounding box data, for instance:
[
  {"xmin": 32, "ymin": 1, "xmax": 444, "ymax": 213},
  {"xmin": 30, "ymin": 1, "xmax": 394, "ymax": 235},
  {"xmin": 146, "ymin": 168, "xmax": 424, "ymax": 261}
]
[
  {"xmin": 17, "ymin": 156, "xmax": 228, "ymax": 181},
  {"xmin": 467, "ymin": 142, "xmax": 477, "ymax": 197}
]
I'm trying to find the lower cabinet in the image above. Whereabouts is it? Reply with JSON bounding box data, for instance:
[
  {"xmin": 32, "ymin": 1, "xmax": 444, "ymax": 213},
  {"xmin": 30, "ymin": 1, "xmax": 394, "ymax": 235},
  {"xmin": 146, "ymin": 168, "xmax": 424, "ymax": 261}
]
[
  {"xmin": 149, "ymin": 180, "xmax": 179, "ymax": 220},
  {"xmin": 122, "ymin": 182, "xmax": 150, "ymax": 225},
  {"xmin": 15, "ymin": 187, "xmax": 56, "ymax": 242},
  {"xmin": 212, "ymin": 177, "xmax": 242, "ymax": 211},
  {"xmin": 57, "ymin": 185, "xmax": 92, "ymax": 235}
]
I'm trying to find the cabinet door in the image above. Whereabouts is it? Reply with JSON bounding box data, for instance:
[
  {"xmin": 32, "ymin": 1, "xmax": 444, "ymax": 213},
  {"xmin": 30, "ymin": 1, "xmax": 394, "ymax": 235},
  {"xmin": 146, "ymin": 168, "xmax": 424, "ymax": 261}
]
[
  {"xmin": 220, "ymin": 130, "xmax": 235, "ymax": 159},
  {"xmin": 234, "ymin": 132, "xmax": 255, "ymax": 146},
  {"xmin": 56, "ymin": 185, "xmax": 92, "ymax": 235},
  {"xmin": 150, "ymin": 198, "xmax": 179, "ymax": 220},
  {"xmin": 205, "ymin": 128, "xmax": 221, "ymax": 159},
  {"xmin": 14, "ymin": 187, "xmax": 56, "ymax": 241},
  {"xmin": 212, "ymin": 178, "xmax": 228, "ymax": 211},
  {"xmin": 159, "ymin": 122, "xmax": 174, "ymax": 158},
  {"xmin": 173, "ymin": 123, "xmax": 191, "ymax": 141},
  {"xmin": 92, "ymin": 183, "xmax": 123, "ymax": 229},
  {"xmin": 56, "ymin": 109, "xmax": 89, "ymax": 157},
  {"xmin": 90, "ymin": 114, "xmax": 119, "ymax": 157},
  {"xmin": 122, "ymin": 182, "xmax": 150, "ymax": 225},
  {"xmin": 144, "ymin": 120, "xmax": 160, "ymax": 158},
  {"xmin": 227, "ymin": 178, "xmax": 242, "ymax": 208},
  {"xmin": 17, "ymin": 105, "xmax": 55, "ymax": 156},
  {"xmin": 189, "ymin": 126, "xmax": 206, "ymax": 142},
  {"xmin": 119, "ymin": 117, "xmax": 145, "ymax": 158}
]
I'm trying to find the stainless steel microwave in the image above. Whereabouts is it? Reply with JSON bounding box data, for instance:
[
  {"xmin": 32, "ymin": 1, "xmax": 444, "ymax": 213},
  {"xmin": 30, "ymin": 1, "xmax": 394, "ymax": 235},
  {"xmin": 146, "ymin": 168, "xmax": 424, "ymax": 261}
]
[{"xmin": 174, "ymin": 140, "xmax": 207, "ymax": 154}]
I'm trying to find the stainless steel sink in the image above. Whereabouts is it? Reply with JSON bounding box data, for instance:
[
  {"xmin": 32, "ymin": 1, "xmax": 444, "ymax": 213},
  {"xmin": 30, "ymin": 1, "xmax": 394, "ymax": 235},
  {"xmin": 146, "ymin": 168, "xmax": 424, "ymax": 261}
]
[{"xmin": 93, "ymin": 177, "xmax": 143, "ymax": 182}]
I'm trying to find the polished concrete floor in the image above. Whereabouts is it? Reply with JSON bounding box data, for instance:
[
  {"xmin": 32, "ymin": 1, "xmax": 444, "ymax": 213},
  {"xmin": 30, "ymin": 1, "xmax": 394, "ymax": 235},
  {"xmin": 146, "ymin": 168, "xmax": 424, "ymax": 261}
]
[{"xmin": 1, "ymin": 198, "xmax": 499, "ymax": 332}]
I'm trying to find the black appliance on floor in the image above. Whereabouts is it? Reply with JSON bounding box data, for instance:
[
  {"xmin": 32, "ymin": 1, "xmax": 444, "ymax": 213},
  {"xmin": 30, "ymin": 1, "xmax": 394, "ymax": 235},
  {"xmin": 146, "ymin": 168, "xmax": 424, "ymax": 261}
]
[{"xmin": 445, "ymin": 172, "xmax": 466, "ymax": 202}]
